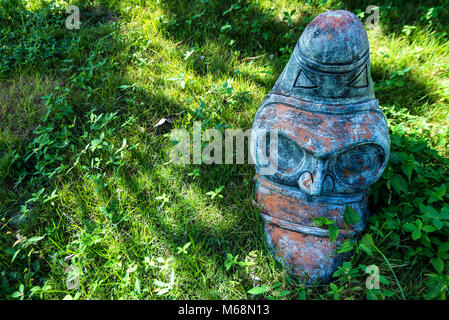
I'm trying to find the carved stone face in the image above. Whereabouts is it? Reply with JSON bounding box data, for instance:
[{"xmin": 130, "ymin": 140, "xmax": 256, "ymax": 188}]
[{"xmin": 250, "ymin": 10, "xmax": 390, "ymax": 283}]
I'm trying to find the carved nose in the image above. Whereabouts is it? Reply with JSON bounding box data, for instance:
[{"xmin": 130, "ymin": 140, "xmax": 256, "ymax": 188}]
[{"xmin": 298, "ymin": 169, "xmax": 334, "ymax": 196}]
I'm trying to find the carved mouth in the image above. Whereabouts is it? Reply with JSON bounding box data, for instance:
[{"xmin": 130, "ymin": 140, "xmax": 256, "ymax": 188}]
[
  {"xmin": 255, "ymin": 175, "xmax": 368, "ymax": 232},
  {"xmin": 255, "ymin": 175, "xmax": 367, "ymax": 204}
]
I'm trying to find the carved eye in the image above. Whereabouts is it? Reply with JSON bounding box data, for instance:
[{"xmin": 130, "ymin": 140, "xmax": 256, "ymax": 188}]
[
  {"xmin": 293, "ymin": 69, "xmax": 318, "ymax": 89},
  {"xmin": 348, "ymin": 66, "xmax": 368, "ymax": 88},
  {"xmin": 333, "ymin": 144, "xmax": 385, "ymax": 186},
  {"xmin": 266, "ymin": 133, "xmax": 305, "ymax": 176}
]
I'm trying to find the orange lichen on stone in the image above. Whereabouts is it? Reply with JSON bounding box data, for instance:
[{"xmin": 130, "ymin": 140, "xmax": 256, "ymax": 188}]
[{"xmin": 265, "ymin": 223, "xmax": 342, "ymax": 281}]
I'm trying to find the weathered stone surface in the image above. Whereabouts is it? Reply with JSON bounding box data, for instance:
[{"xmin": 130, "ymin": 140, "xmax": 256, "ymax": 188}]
[{"xmin": 250, "ymin": 10, "xmax": 390, "ymax": 283}]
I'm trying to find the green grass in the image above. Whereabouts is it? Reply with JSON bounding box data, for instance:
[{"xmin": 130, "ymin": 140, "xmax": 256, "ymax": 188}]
[{"xmin": 1, "ymin": 0, "xmax": 449, "ymax": 300}]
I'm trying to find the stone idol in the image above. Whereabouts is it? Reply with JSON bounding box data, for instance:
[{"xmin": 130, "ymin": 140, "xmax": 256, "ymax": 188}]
[{"xmin": 250, "ymin": 10, "xmax": 390, "ymax": 283}]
